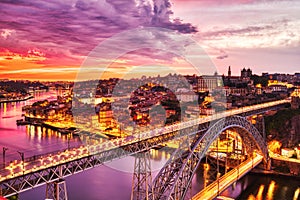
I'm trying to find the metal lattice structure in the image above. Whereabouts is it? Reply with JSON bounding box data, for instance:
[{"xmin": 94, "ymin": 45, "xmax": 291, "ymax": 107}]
[
  {"xmin": 0, "ymin": 99, "xmax": 289, "ymax": 198},
  {"xmin": 151, "ymin": 115, "xmax": 269, "ymax": 200},
  {"xmin": 253, "ymin": 115, "xmax": 266, "ymax": 140},
  {"xmin": 46, "ymin": 179, "xmax": 68, "ymax": 200},
  {"xmin": 131, "ymin": 152, "xmax": 153, "ymax": 200},
  {"xmin": 0, "ymin": 130, "xmax": 176, "ymax": 197}
]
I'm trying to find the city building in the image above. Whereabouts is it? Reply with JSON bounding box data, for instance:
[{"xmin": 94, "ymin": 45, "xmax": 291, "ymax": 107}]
[
  {"xmin": 176, "ymin": 88, "xmax": 198, "ymax": 102},
  {"xmin": 281, "ymin": 148, "xmax": 295, "ymax": 158},
  {"xmin": 241, "ymin": 68, "xmax": 252, "ymax": 79},
  {"xmin": 197, "ymin": 75, "xmax": 223, "ymax": 92}
]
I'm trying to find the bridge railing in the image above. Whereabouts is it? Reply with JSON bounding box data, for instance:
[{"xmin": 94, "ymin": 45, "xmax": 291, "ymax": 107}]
[
  {"xmin": 192, "ymin": 154, "xmax": 263, "ymax": 200},
  {"xmin": 0, "ymin": 99, "xmax": 290, "ymax": 182}
]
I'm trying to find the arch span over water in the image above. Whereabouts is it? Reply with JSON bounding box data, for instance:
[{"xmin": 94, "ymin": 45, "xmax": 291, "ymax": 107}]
[{"xmin": 152, "ymin": 115, "xmax": 268, "ymax": 200}]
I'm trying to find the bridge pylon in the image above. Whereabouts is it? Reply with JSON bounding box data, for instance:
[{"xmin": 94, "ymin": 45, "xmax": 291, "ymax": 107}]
[
  {"xmin": 265, "ymin": 157, "xmax": 272, "ymax": 170},
  {"xmin": 253, "ymin": 115, "xmax": 266, "ymax": 140},
  {"xmin": 45, "ymin": 179, "xmax": 68, "ymax": 200},
  {"xmin": 131, "ymin": 151, "xmax": 153, "ymax": 200}
]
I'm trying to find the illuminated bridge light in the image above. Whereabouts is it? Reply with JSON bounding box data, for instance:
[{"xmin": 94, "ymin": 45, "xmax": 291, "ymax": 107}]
[{"xmin": 0, "ymin": 99, "xmax": 291, "ymax": 197}]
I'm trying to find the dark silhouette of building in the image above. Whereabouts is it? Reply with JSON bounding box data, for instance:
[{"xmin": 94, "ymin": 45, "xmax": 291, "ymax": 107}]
[
  {"xmin": 228, "ymin": 66, "xmax": 231, "ymax": 77},
  {"xmin": 241, "ymin": 68, "xmax": 252, "ymax": 78}
]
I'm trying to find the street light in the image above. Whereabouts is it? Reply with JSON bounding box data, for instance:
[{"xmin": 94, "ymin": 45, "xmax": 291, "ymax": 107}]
[
  {"xmin": 17, "ymin": 151, "xmax": 25, "ymax": 174},
  {"xmin": 2, "ymin": 147, "xmax": 8, "ymax": 168}
]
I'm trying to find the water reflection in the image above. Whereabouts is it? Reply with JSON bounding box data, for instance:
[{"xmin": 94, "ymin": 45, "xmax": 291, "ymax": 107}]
[
  {"xmin": 294, "ymin": 188, "xmax": 299, "ymax": 200},
  {"xmin": 3, "ymin": 102, "xmax": 7, "ymax": 115},
  {"xmin": 0, "ymin": 91, "xmax": 80, "ymax": 163},
  {"xmin": 256, "ymin": 185, "xmax": 264, "ymax": 200},
  {"xmin": 233, "ymin": 174, "xmax": 300, "ymax": 200}
]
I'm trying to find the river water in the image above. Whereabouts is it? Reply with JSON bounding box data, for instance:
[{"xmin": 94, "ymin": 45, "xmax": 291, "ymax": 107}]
[{"xmin": 0, "ymin": 91, "xmax": 299, "ymax": 200}]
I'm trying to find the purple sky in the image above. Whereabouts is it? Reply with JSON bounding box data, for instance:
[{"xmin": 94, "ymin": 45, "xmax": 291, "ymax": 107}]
[{"xmin": 0, "ymin": 0, "xmax": 299, "ymax": 80}]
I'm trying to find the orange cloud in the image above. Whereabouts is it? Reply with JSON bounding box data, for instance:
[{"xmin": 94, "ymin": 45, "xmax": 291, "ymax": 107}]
[{"xmin": 0, "ymin": 48, "xmax": 82, "ymax": 80}]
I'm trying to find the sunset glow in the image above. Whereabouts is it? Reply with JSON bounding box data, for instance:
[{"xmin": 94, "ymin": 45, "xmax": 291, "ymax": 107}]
[{"xmin": 0, "ymin": 0, "xmax": 299, "ymax": 80}]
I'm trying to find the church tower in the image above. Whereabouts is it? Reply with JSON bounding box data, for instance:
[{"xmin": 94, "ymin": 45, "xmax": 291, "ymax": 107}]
[{"xmin": 228, "ymin": 66, "xmax": 231, "ymax": 77}]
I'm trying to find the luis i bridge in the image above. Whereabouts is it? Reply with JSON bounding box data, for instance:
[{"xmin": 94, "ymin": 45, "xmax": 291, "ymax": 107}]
[{"xmin": 0, "ymin": 99, "xmax": 290, "ymax": 200}]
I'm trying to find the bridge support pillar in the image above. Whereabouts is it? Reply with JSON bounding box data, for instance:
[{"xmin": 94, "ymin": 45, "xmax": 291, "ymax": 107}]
[
  {"xmin": 266, "ymin": 158, "xmax": 272, "ymax": 171},
  {"xmin": 46, "ymin": 179, "xmax": 68, "ymax": 200},
  {"xmin": 131, "ymin": 151, "xmax": 153, "ymax": 200},
  {"xmin": 254, "ymin": 115, "xmax": 266, "ymax": 140}
]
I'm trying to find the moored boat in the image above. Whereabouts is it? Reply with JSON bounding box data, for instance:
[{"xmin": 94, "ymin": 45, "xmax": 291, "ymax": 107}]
[{"xmin": 16, "ymin": 119, "xmax": 30, "ymax": 126}]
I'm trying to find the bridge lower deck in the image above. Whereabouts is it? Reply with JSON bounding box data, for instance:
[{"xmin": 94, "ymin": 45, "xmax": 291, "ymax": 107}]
[{"xmin": 193, "ymin": 154, "xmax": 263, "ymax": 200}]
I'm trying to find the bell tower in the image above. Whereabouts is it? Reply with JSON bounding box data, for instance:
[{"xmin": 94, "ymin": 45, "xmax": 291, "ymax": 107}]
[{"xmin": 228, "ymin": 66, "xmax": 231, "ymax": 77}]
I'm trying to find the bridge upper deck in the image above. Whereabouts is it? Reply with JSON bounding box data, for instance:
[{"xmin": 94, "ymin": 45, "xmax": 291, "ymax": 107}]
[{"xmin": 0, "ymin": 99, "xmax": 290, "ymax": 197}]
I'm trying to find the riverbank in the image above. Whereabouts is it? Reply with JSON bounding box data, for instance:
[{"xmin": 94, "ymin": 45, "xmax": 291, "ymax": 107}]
[
  {"xmin": 23, "ymin": 119, "xmax": 76, "ymax": 135},
  {"xmin": 0, "ymin": 95, "xmax": 33, "ymax": 103},
  {"xmin": 251, "ymin": 168, "xmax": 300, "ymax": 179}
]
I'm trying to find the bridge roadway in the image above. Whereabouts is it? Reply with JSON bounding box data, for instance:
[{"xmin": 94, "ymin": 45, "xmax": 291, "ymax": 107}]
[
  {"xmin": 0, "ymin": 99, "xmax": 289, "ymax": 197},
  {"xmin": 192, "ymin": 154, "xmax": 264, "ymax": 200}
]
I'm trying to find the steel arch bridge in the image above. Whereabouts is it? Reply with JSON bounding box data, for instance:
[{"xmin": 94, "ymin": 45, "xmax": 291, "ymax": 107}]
[{"xmin": 151, "ymin": 115, "xmax": 269, "ymax": 200}]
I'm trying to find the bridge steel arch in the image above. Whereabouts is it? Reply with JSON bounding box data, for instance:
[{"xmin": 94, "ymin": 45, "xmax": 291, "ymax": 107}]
[{"xmin": 151, "ymin": 115, "xmax": 269, "ymax": 200}]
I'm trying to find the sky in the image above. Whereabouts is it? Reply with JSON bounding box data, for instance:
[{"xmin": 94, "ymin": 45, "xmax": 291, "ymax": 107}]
[{"xmin": 0, "ymin": 0, "xmax": 299, "ymax": 80}]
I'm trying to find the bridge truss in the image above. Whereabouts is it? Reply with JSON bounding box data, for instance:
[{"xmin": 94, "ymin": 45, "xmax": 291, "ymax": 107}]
[
  {"xmin": 0, "ymin": 122, "xmax": 209, "ymax": 198},
  {"xmin": 0, "ymin": 99, "xmax": 288, "ymax": 199},
  {"xmin": 151, "ymin": 115, "xmax": 269, "ymax": 200}
]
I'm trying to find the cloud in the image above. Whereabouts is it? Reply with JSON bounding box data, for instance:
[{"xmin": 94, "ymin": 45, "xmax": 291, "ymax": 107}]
[
  {"xmin": 203, "ymin": 25, "xmax": 273, "ymax": 38},
  {"xmin": 0, "ymin": 0, "xmax": 197, "ymax": 59},
  {"xmin": 0, "ymin": 29, "xmax": 15, "ymax": 39},
  {"xmin": 197, "ymin": 18, "xmax": 300, "ymax": 50},
  {"xmin": 2, "ymin": 0, "xmax": 299, "ymax": 79},
  {"xmin": 173, "ymin": 0, "xmax": 271, "ymax": 7},
  {"xmin": 0, "ymin": 0, "xmax": 200, "ymax": 80},
  {"xmin": 216, "ymin": 54, "xmax": 228, "ymax": 60}
]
